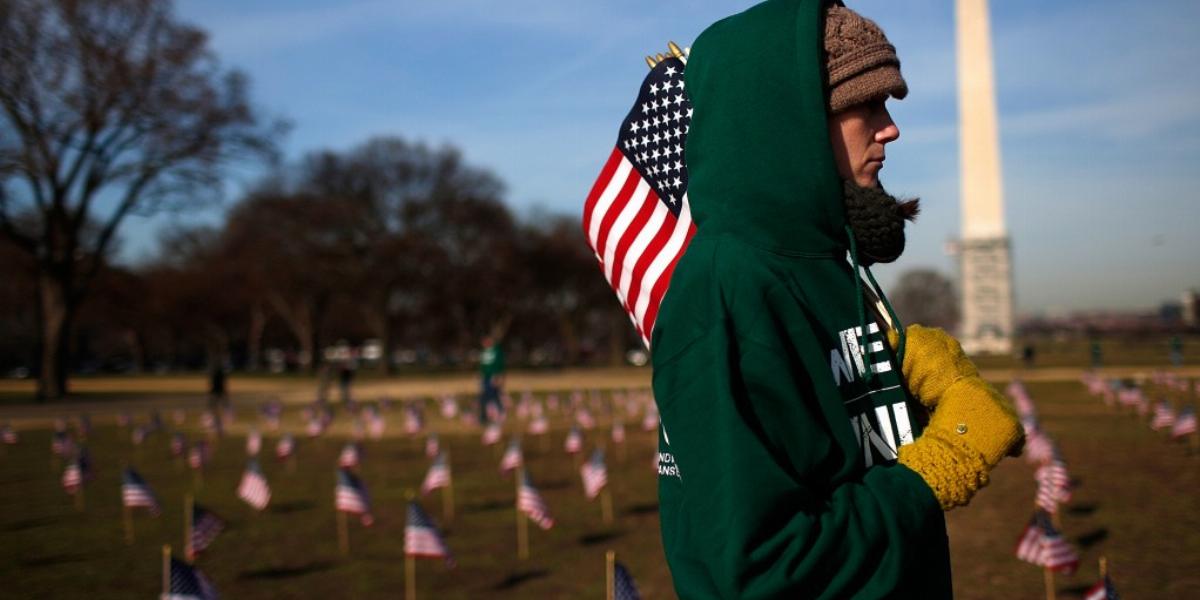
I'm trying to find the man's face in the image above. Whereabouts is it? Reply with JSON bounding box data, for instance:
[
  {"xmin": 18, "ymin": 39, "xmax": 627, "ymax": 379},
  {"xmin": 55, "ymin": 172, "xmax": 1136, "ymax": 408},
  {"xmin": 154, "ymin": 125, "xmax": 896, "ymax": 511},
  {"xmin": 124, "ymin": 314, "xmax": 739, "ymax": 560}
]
[{"xmin": 828, "ymin": 98, "xmax": 900, "ymax": 187}]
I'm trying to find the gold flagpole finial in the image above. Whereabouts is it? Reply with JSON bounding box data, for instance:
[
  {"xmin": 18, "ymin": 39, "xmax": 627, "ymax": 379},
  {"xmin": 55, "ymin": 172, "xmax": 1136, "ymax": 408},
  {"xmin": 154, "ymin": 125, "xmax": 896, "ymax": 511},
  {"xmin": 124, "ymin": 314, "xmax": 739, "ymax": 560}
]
[
  {"xmin": 645, "ymin": 56, "xmax": 658, "ymax": 69},
  {"xmin": 668, "ymin": 41, "xmax": 684, "ymax": 58}
]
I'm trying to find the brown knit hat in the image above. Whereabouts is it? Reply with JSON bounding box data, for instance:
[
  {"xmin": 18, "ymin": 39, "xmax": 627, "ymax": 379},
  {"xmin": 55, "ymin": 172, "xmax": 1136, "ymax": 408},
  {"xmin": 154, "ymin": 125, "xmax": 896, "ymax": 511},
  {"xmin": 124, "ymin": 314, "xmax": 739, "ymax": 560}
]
[{"xmin": 824, "ymin": 5, "xmax": 908, "ymax": 113}]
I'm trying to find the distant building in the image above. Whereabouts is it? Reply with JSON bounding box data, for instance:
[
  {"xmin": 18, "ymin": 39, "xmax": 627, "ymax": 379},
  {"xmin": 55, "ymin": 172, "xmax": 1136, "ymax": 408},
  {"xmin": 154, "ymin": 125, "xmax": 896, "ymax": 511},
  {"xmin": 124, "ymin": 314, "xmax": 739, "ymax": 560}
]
[{"xmin": 1183, "ymin": 289, "xmax": 1199, "ymax": 327}]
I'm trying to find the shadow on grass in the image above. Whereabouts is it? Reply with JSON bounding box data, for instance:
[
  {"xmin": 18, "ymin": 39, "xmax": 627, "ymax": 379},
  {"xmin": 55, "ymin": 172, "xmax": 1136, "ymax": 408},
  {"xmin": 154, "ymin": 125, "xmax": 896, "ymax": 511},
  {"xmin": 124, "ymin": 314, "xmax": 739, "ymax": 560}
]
[
  {"xmin": 623, "ymin": 502, "xmax": 658, "ymax": 516},
  {"xmin": 492, "ymin": 569, "xmax": 549, "ymax": 591},
  {"xmin": 1059, "ymin": 583, "xmax": 1097, "ymax": 597},
  {"xmin": 465, "ymin": 499, "xmax": 509, "ymax": 513},
  {"xmin": 238, "ymin": 561, "xmax": 336, "ymax": 580},
  {"xmin": 4, "ymin": 516, "xmax": 60, "ymax": 532},
  {"xmin": 1075, "ymin": 528, "xmax": 1108, "ymax": 549},
  {"xmin": 538, "ymin": 479, "xmax": 573, "ymax": 491},
  {"xmin": 579, "ymin": 531, "xmax": 623, "ymax": 546},
  {"xmin": 270, "ymin": 501, "xmax": 317, "ymax": 514},
  {"xmin": 1066, "ymin": 503, "xmax": 1098, "ymax": 517},
  {"xmin": 20, "ymin": 552, "xmax": 90, "ymax": 567}
]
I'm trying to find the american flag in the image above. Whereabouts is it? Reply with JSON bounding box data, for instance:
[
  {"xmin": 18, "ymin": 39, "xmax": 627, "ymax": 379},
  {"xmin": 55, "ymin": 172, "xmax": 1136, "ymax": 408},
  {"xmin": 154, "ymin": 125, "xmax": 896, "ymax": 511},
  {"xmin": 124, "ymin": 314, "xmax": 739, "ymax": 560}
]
[
  {"xmin": 237, "ymin": 459, "xmax": 271, "ymax": 511},
  {"xmin": 614, "ymin": 561, "xmax": 643, "ymax": 600},
  {"xmin": 305, "ymin": 417, "xmax": 324, "ymax": 438},
  {"xmin": 517, "ymin": 470, "xmax": 555, "ymax": 530},
  {"xmin": 425, "ymin": 433, "xmax": 440, "ymax": 458},
  {"xmin": 338, "ymin": 442, "xmax": 361, "ymax": 468},
  {"xmin": 116, "ymin": 411, "xmax": 132, "ymax": 427},
  {"xmin": 190, "ymin": 503, "xmax": 226, "ymax": 558},
  {"xmin": 404, "ymin": 405, "xmax": 424, "ymax": 435},
  {"xmin": 528, "ymin": 415, "xmax": 549, "ymax": 436},
  {"xmin": 482, "ymin": 423, "xmax": 502, "ymax": 446},
  {"xmin": 1084, "ymin": 574, "xmax": 1121, "ymax": 600},
  {"xmin": 1172, "ymin": 406, "xmax": 1198, "ymax": 438},
  {"xmin": 246, "ymin": 429, "xmax": 262, "ymax": 456},
  {"xmin": 76, "ymin": 414, "xmax": 91, "ymax": 438},
  {"xmin": 173, "ymin": 408, "xmax": 187, "ymax": 425},
  {"xmin": 440, "ymin": 395, "xmax": 459, "ymax": 419},
  {"xmin": 52, "ymin": 430, "xmax": 72, "ymax": 455},
  {"xmin": 1014, "ymin": 511, "xmax": 1078, "ymax": 574},
  {"xmin": 1024, "ymin": 428, "xmax": 1055, "ymax": 465},
  {"xmin": 405, "ymin": 501, "xmax": 453, "ymax": 565},
  {"xmin": 500, "ymin": 439, "xmax": 524, "ymax": 473},
  {"xmin": 641, "ymin": 405, "xmax": 659, "ymax": 432},
  {"xmin": 612, "ymin": 420, "xmax": 626, "ymax": 444},
  {"xmin": 1151, "ymin": 401, "xmax": 1176, "ymax": 431},
  {"xmin": 1, "ymin": 423, "xmax": 16, "ymax": 445},
  {"xmin": 1034, "ymin": 458, "xmax": 1071, "ymax": 513},
  {"xmin": 581, "ymin": 448, "xmax": 609, "ymax": 500},
  {"xmin": 576, "ymin": 408, "xmax": 596, "ymax": 430},
  {"xmin": 564, "ymin": 426, "xmax": 583, "ymax": 454},
  {"xmin": 336, "ymin": 468, "xmax": 375, "ymax": 526},
  {"xmin": 188, "ymin": 441, "xmax": 209, "ymax": 470},
  {"xmin": 421, "ymin": 452, "xmax": 452, "ymax": 495},
  {"xmin": 131, "ymin": 426, "xmax": 147, "ymax": 446},
  {"xmin": 62, "ymin": 458, "xmax": 84, "ymax": 495},
  {"xmin": 171, "ymin": 432, "xmax": 187, "ymax": 458},
  {"xmin": 276, "ymin": 434, "xmax": 295, "ymax": 460},
  {"xmin": 121, "ymin": 468, "xmax": 161, "ymax": 515},
  {"xmin": 166, "ymin": 556, "xmax": 219, "ymax": 600},
  {"xmin": 583, "ymin": 54, "xmax": 696, "ymax": 348}
]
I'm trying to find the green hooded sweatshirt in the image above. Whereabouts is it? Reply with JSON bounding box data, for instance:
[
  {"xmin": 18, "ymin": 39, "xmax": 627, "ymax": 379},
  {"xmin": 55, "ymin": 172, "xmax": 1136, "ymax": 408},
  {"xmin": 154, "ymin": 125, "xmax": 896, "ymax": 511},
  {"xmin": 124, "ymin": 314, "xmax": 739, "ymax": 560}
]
[{"xmin": 650, "ymin": 1, "xmax": 952, "ymax": 598}]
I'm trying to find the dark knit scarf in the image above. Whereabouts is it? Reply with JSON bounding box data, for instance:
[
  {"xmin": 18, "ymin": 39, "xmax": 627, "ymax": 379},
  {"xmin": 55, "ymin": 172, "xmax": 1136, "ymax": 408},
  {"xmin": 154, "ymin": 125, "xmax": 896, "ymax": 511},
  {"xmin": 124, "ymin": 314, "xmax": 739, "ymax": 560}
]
[{"xmin": 843, "ymin": 180, "xmax": 920, "ymax": 266}]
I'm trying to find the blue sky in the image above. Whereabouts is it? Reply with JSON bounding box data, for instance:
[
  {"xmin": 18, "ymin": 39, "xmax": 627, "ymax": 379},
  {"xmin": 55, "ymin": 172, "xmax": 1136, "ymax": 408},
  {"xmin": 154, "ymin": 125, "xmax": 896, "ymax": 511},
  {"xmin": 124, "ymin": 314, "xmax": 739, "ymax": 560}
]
[{"xmin": 128, "ymin": 0, "xmax": 1200, "ymax": 314}]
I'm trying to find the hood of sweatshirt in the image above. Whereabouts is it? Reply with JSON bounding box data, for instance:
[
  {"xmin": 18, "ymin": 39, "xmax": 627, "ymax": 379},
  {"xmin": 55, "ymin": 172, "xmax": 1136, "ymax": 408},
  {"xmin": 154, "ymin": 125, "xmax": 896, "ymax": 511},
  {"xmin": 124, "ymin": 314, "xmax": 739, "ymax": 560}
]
[{"xmin": 684, "ymin": 0, "xmax": 845, "ymax": 257}]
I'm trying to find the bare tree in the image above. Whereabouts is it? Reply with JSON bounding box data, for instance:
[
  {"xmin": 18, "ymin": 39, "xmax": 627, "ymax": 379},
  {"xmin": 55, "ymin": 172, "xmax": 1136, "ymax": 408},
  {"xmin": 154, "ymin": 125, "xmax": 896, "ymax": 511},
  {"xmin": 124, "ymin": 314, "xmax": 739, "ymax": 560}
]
[
  {"xmin": 0, "ymin": 0, "xmax": 282, "ymax": 399},
  {"xmin": 888, "ymin": 269, "xmax": 960, "ymax": 332}
]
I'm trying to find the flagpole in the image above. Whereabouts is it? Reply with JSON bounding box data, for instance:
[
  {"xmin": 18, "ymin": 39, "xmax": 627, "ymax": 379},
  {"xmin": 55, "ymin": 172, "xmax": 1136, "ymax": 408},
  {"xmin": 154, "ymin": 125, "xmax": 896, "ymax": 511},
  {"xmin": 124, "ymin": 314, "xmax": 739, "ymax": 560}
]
[
  {"xmin": 516, "ymin": 467, "xmax": 529, "ymax": 560},
  {"xmin": 605, "ymin": 550, "xmax": 616, "ymax": 600},
  {"xmin": 161, "ymin": 544, "xmax": 171, "ymax": 599},
  {"xmin": 405, "ymin": 489, "xmax": 417, "ymax": 600},
  {"xmin": 443, "ymin": 449, "xmax": 454, "ymax": 524},
  {"xmin": 74, "ymin": 481, "xmax": 85, "ymax": 512},
  {"xmin": 337, "ymin": 508, "xmax": 350, "ymax": 556},
  {"xmin": 185, "ymin": 494, "xmax": 194, "ymax": 563},
  {"xmin": 124, "ymin": 504, "xmax": 134, "ymax": 545},
  {"xmin": 1043, "ymin": 566, "xmax": 1056, "ymax": 600},
  {"xmin": 1099, "ymin": 556, "xmax": 1107, "ymax": 579},
  {"xmin": 601, "ymin": 487, "xmax": 614, "ymax": 526}
]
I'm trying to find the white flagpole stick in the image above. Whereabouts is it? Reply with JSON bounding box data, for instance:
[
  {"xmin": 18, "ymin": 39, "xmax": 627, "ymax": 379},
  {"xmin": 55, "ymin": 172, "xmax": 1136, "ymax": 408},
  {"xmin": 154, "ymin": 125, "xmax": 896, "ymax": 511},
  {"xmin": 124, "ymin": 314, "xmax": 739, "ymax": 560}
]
[
  {"xmin": 337, "ymin": 509, "xmax": 349, "ymax": 556},
  {"xmin": 516, "ymin": 467, "xmax": 528, "ymax": 560},
  {"xmin": 601, "ymin": 487, "xmax": 614, "ymax": 526},
  {"xmin": 606, "ymin": 550, "xmax": 616, "ymax": 600},
  {"xmin": 185, "ymin": 494, "xmax": 194, "ymax": 563},
  {"xmin": 162, "ymin": 544, "xmax": 171, "ymax": 599}
]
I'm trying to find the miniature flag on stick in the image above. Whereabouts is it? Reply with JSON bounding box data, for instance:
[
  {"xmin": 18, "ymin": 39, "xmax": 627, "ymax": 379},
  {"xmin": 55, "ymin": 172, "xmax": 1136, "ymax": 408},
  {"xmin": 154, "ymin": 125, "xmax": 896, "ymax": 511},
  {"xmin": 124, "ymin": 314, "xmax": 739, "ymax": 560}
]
[
  {"xmin": 425, "ymin": 433, "xmax": 440, "ymax": 458},
  {"xmin": 166, "ymin": 554, "xmax": 219, "ymax": 600},
  {"xmin": 1015, "ymin": 511, "xmax": 1079, "ymax": 574},
  {"xmin": 336, "ymin": 468, "xmax": 375, "ymax": 526},
  {"xmin": 565, "ymin": 426, "xmax": 583, "ymax": 454},
  {"xmin": 188, "ymin": 441, "xmax": 209, "ymax": 471},
  {"xmin": 189, "ymin": 503, "xmax": 226, "ymax": 558},
  {"xmin": 122, "ymin": 468, "xmax": 161, "ymax": 516},
  {"xmin": 237, "ymin": 459, "xmax": 271, "ymax": 511},
  {"xmin": 581, "ymin": 448, "xmax": 609, "ymax": 500},
  {"xmin": 421, "ymin": 452, "xmax": 452, "ymax": 495},
  {"xmin": 517, "ymin": 470, "xmax": 555, "ymax": 530},
  {"xmin": 1, "ymin": 423, "xmax": 17, "ymax": 444},
  {"xmin": 606, "ymin": 550, "xmax": 643, "ymax": 600},
  {"xmin": 583, "ymin": 51, "xmax": 695, "ymax": 348},
  {"xmin": 1172, "ymin": 406, "xmax": 1197, "ymax": 438},
  {"xmin": 500, "ymin": 439, "xmax": 524, "ymax": 473},
  {"xmin": 338, "ymin": 442, "xmax": 361, "ymax": 468},
  {"xmin": 405, "ymin": 501, "xmax": 454, "ymax": 564},
  {"xmin": 171, "ymin": 433, "xmax": 187, "ymax": 458},
  {"xmin": 1151, "ymin": 401, "xmax": 1176, "ymax": 431},
  {"xmin": 482, "ymin": 422, "xmax": 502, "ymax": 446},
  {"xmin": 246, "ymin": 429, "xmax": 262, "ymax": 456},
  {"xmin": 276, "ymin": 434, "xmax": 296, "ymax": 460}
]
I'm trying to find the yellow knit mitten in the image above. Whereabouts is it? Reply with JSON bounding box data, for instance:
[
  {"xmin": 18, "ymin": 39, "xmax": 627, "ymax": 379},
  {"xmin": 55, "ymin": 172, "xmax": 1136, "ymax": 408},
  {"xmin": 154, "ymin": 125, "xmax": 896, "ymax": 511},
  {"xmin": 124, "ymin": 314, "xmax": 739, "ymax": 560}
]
[
  {"xmin": 887, "ymin": 324, "xmax": 979, "ymax": 409},
  {"xmin": 897, "ymin": 376, "xmax": 1024, "ymax": 510}
]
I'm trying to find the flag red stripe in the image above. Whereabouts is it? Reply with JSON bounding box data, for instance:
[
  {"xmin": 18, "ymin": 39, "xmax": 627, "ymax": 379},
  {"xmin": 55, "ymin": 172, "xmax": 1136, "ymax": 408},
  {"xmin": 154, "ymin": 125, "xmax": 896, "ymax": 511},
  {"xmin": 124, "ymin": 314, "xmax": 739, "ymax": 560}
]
[
  {"xmin": 582, "ymin": 149, "xmax": 624, "ymax": 238},
  {"xmin": 621, "ymin": 207, "xmax": 677, "ymax": 337},
  {"xmin": 592, "ymin": 167, "xmax": 642, "ymax": 268},
  {"xmin": 608, "ymin": 184, "xmax": 660, "ymax": 304},
  {"xmin": 642, "ymin": 222, "xmax": 696, "ymax": 339}
]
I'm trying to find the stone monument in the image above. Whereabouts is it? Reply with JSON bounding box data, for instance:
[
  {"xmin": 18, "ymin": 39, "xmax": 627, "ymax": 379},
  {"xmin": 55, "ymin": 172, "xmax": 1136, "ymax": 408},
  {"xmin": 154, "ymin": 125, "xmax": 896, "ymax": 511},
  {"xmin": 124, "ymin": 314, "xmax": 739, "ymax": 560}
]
[{"xmin": 955, "ymin": 0, "xmax": 1014, "ymax": 354}]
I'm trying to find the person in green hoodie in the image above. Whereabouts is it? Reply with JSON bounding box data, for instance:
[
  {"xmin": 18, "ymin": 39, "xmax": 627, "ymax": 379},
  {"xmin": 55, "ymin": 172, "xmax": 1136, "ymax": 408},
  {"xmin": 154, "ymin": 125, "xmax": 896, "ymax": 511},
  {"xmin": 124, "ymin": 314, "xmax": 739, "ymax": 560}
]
[{"xmin": 651, "ymin": 2, "xmax": 1024, "ymax": 598}]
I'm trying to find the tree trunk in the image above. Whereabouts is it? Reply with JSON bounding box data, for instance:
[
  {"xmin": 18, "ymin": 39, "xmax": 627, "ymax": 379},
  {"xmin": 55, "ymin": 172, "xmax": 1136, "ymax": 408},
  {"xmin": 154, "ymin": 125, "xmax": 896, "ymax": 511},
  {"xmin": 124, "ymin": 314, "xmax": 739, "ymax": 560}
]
[
  {"xmin": 557, "ymin": 312, "xmax": 580, "ymax": 366},
  {"xmin": 124, "ymin": 329, "xmax": 146, "ymax": 373},
  {"xmin": 247, "ymin": 304, "xmax": 267, "ymax": 372},
  {"xmin": 37, "ymin": 273, "xmax": 73, "ymax": 401},
  {"xmin": 609, "ymin": 311, "xmax": 625, "ymax": 367}
]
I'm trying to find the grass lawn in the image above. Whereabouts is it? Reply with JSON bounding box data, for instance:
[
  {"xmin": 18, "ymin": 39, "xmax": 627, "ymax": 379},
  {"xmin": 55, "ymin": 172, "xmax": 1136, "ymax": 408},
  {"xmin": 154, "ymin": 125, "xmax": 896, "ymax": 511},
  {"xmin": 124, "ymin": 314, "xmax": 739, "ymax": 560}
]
[{"xmin": 1, "ymin": 381, "xmax": 1197, "ymax": 598}]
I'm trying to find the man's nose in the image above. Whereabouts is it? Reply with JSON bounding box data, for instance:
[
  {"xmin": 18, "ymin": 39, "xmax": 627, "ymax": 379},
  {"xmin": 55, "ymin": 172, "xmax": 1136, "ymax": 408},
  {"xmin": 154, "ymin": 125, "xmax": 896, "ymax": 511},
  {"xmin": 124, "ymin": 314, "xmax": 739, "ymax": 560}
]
[{"xmin": 876, "ymin": 108, "xmax": 900, "ymax": 144}]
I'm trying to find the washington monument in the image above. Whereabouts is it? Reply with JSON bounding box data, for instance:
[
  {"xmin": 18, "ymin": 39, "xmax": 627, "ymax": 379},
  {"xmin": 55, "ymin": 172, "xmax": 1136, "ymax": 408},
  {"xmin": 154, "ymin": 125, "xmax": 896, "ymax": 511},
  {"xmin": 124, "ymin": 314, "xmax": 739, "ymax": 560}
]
[{"xmin": 955, "ymin": 0, "xmax": 1014, "ymax": 354}]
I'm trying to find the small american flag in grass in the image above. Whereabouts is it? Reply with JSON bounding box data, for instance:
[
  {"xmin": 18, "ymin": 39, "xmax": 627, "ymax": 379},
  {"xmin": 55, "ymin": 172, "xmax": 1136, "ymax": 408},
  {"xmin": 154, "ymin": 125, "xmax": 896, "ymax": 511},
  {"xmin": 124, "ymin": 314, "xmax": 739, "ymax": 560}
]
[
  {"xmin": 1014, "ymin": 511, "xmax": 1078, "ymax": 574},
  {"xmin": 405, "ymin": 501, "xmax": 453, "ymax": 566},
  {"xmin": 581, "ymin": 448, "xmax": 609, "ymax": 500},
  {"xmin": 481, "ymin": 423, "xmax": 502, "ymax": 446},
  {"xmin": 1, "ymin": 423, "xmax": 16, "ymax": 444},
  {"xmin": 421, "ymin": 452, "xmax": 452, "ymax": 496},
  {"xmin": 564, "ymin": 426, "xmax": 583, "ymax": 455},
  {"xmin": 425, "ymin": 433, "xmax": 440, "ymax": 458},
  {"xmin": 188, "ymin": 441, "xmax": 209, "ymax": 470},
  {"xmin": 246, "ymin": 429, "xmax": 262, "ymax": 456},
  {"xmin": 583, "ymin": 54, "xmax": 696, "ymax": 348},
  {"xmin": 190, "ymin": 504, "xmax": 226, "ymax": 558},
  {"xmin": 237, "ymin": 459, "xmax": 271, "ymax": 511},
  {"xmin": 276, "ymin": 434, "xmax": 295, "ymax": 460},
  {"xmin": 62, "ymin": 446, "xmax": 92, "ymax": 494},
  {"xmin": 336, "ymin": 468, "xmax": 375, "ymax": 526},
  {"xmin": 338, "ymin": 442, "xmax": 361, "ymax": 468},
  {"xmin": 614, "ymin": 561, "xmax": 643, "ymax": 600},
  {"xmin": 1151, "ymin": 400, "xmax": 1176, "ymax": 431},
  {"xmin": 517, "ymin": 470, "xmax": 555, "ymax": 530},
  {"xmin": 170, "ymin": 432, "xmax": 187, "ymax": 457},
  {"xmin": 166, "ymin": 556, "xmax": 219, "ymax": 600},
  {"xmin": 1173, "ymin": 406, "xmax": 1198, "ymax": 438},
  {"xmin": 500, "ymin": 439, "xmax": 524, "ymax": 473},
  {"xmin": 1083, "ymin": 574, "xmax": 1120, "ymax": 600},
  {"xmin": 121, "ymin": 468, "xmax": 160, "ymax": 516}
]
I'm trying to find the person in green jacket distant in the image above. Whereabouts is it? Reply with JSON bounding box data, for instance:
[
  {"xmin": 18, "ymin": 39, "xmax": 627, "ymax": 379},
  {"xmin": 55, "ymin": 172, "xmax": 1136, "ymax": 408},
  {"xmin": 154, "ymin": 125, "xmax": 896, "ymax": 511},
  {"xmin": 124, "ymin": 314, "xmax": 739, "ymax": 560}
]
[
  {"xmin": 651, "ymin": 2, "xmax": 1024, "ymax": 598},
  {"xmin": 478, "ymin": 334, "xmax": 506, "ymax": 424}
]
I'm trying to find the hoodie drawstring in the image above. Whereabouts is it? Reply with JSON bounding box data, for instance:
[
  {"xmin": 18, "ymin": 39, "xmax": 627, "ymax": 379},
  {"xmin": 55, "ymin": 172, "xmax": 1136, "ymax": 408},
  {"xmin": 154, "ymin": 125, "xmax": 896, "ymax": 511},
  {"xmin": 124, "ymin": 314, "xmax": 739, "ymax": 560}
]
[{"xmin": 844, "ymin": 225, "xmax": 907, "ymax": 385}]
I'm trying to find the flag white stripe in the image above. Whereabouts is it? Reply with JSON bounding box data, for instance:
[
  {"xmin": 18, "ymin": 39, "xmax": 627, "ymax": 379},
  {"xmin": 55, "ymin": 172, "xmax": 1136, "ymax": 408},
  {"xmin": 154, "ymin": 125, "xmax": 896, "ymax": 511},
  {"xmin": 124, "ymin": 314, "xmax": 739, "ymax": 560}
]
[
  {"xmin": 602, "ymin": 179, "xmax": 652, "ymax": 284},
  {"xmin": 634, "ymin": 196, "xmax": 692, "ymax": 327},
  {"xmin": 616, "ymin": 201, "xmax": 670, "ymax": 309},
  {"xmin": 587, "ymin": 159, "xmax": 634, "ymax": 248}
]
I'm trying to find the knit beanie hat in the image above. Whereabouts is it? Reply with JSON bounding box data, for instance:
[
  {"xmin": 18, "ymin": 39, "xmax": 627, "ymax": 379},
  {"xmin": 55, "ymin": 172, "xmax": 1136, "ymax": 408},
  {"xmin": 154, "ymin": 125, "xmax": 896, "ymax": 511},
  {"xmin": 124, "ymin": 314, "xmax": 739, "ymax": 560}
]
[{"xmin": 824, "ymin": 5, "xmax": 908, "ymax": 113}]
